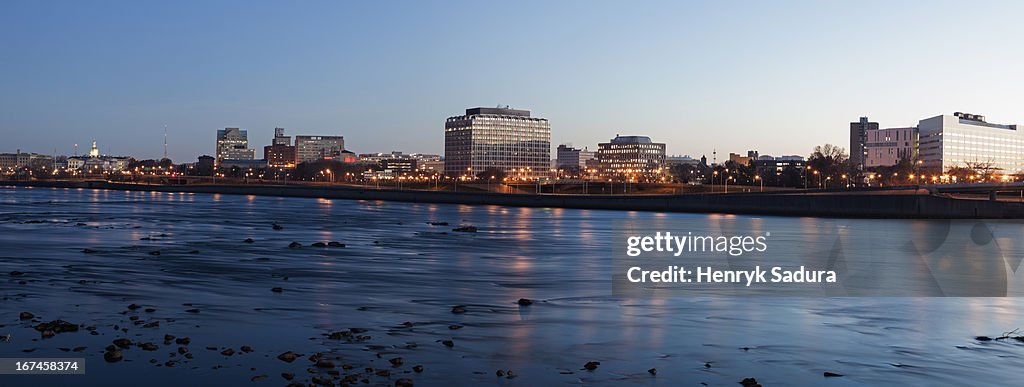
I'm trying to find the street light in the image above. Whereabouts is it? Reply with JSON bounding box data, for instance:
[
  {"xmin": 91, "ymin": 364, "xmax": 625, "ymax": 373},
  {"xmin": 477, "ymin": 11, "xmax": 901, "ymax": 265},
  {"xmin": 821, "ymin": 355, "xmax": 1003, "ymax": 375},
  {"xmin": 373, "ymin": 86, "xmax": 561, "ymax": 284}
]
[{"xmin": 755, "ymin": 175, "xmax": 762, "ymax": 192}]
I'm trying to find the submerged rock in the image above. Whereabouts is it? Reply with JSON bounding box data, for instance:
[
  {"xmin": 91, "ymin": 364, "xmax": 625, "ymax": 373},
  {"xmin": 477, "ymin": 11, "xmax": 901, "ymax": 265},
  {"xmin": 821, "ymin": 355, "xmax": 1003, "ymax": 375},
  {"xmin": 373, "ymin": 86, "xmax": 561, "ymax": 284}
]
[
  {"xmin": 272, "ymin": 223, "xmax": 283, "ymax": 230},
  {"xmin": 311, "ymin": 242, "xmax": 327, "ymax": 247},
  {"xmin": 34, "ymin": 320, "xmax": 78, "ymax": 337},
  {"xmin": 388, "ymin": 357, "xmax": 403, "ymax": 367},
  {"xmin": 824, "ymin": 372, "xmax": 843, "ymax": 377},
  {"xmin": 648, "ymin": 368, "xmax": 657, "ymax": 375},
  {"xmin": 412, "ymin": 364, "xmax": 423, "ymax": 373},
  {"xmin": 244, "ymin": 238, "xmax": 255, "ymax": 243},
  {"xmin": 452, "ymin": 226, "xmax": 477, "ymax": 233},
  {"xmin": 104, "ymin": 349, "xmax": 123, "ymax": 363},
  {"xmin": 19, "ymin": 311, "xmax": 34, "ymax": 320},
  {"xmin": 583, "ymin": 361, "xmax": 600, "ymax": 371},
  {"xmin": 113, "ymin": 338, "xmax": 132, "ymax": 349},
  {"xmin": 440, "ymin": 339, "xmax": 454, "ymax": 348},
  {"xmin": 288, "ymin": 242, "xmax": 302, "ymax": 248},
  {"xmin": 277, "ymin": 351, "xmax": 299, "ymax": 363},
  {"xmin": 220, "ymin": 348, "xmax": 235, "ymax": 356},
  {"xmin": 451, "ymin": 305, "xmax": 467, "ymax": 314},
  {"xmin": 82, "ymin": 248, "xmax": 98, "ymax": 254},
  {"xmin": 395, "ymin": 378, "xmax": 414, "ymax": 387},
  {"xmin": 740, "ymin": 378, "xmax": 762, "ymax": 387},
  {"xmin": 271, "ymin": 287, "xmax": 284, "ymax": 293},
  {"xmin": 327, "ymin": 241, "xmax": 345, "ymax": 248},
  {"xmin": 516, "ymin": 298, "xmax": 533, "ymax": 306}
]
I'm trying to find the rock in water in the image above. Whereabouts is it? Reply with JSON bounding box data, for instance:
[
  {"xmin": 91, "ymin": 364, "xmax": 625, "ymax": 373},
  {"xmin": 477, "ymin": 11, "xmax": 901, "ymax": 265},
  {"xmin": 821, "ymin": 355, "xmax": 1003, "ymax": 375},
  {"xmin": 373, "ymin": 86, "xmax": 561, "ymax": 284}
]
[
  {"xmin": 740, "ymin": 378, "xmax": 762, "ymax": 387},
  {"xmin": 395, "ymin": 378, "xmax": 414, "ymax": 387},
  {"xmin": 451, "ymin": 305, "xmax": 467, "ymax": 314},
  {"xmin": 103, "ymin": 349, "xmax": 123, "ymax": 363},
  {"xmin": 583, "ymin": 361, "xmax": 600, "ymax": 371},
  {"xmin": 517, "ymin": 298, "xmax": 533, "ymax": 306},
  {"xmin": 277, "ymin": 351, "xmax": 298, "ymax": 363},
  {"xmin": 19, "ymin": 311, "xmax": 34, "ymax": 320},
  {"xmin": 824, "ymin": 372, "xmax": 843, "ymax": 377}
]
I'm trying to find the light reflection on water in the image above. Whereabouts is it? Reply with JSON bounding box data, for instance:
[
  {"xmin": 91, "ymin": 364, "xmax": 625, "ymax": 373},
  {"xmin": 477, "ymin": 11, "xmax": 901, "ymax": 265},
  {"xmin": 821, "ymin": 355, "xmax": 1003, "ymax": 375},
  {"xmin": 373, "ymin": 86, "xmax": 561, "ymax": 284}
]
[{"xmin": 0, "ymin": 187, "xmax": 1022, "ymax": 386}]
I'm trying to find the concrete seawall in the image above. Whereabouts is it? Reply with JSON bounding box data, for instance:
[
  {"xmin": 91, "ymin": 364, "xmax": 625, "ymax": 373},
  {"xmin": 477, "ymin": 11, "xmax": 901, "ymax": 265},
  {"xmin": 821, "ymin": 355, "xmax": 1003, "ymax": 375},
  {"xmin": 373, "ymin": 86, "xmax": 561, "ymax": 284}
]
[{"xmin": 5, "ymin": 180, "xmax": 1024, "ymax": 219}]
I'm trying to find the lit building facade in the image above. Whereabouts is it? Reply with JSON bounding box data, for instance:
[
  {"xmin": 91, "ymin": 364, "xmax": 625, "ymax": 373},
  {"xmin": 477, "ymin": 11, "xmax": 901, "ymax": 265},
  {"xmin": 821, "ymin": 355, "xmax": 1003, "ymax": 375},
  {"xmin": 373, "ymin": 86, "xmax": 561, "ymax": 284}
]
[
  {"xmin": 595, "ymin": 135, "xmax": 666, "ymax": 178},
  {"xmin": 265, "ymin": 128, "xmax": 296, "ymax": 167},
  {"xmin": 918, "ymin": 112, "xmax": 1024, "ymax": 174},
  {"xmin": 864, "ymin": 126, "xmax": 918, "ymax": 167},
  {"xmin": 444, "ymin": 107, "xmax": 551, "ymax": 179},
  {"xmin": 67, "ymin": 141, "xmax": 129, "ymax": 172},
  {"xmin": 216, "ymin": 128, "xmax": 255, "ymax": 164},
  {"xmin": 295, "ymin": 135, "xmax": 345, "ymax": 163}
]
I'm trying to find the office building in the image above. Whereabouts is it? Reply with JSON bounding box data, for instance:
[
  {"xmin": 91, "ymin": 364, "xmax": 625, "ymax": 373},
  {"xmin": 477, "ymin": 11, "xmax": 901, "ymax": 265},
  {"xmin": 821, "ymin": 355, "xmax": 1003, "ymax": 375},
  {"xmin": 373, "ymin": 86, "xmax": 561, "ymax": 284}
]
[
  {"xmin": 444, "ymin": 106, "xmax": 551, "ymax": 179},
  {"xmin": 556, "ymin": 145, "xmax": 595, "ymax": 174},
  {"xmin": 595, "ymin": 135, "xmax": 666, "ymax": 178},
  {"xmin": 264, "ymin": 128, "xmax": 296, "ymax": 168},
  {"xmin": 850, "ymin": 117, "xmax": 879, "ymax": 170},
  {"xmin": 216, "ymin": 128, "xmax": 255, "ymax": 164},
  {"xmin": 864, "ymin": 127, "xmax": 918, "ymax": 167},
  {"xmin": 754, "ymin": 155, "xmax": 807, "ymax": 174},
  {"xmin": 295, "ymin": 135, "xmax": 345, "ymax": 163},
  {"xmin": 918, "ymin": 112, "xmax": 1024, "ymax": 174}
]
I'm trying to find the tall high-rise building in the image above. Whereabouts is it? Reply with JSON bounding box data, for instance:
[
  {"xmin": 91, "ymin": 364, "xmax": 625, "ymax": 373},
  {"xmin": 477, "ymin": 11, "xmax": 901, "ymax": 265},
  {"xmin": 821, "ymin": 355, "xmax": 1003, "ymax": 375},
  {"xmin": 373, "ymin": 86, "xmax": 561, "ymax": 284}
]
[
  {"xmin": 295, "ymin": 135, "xmax": 345, "ymax": 163},
  {"xmin": 444, "ymin": 106, "xmax": 551, "ymax": 179},
  {"xmin": 850, "ymin": 117, "xmax": 879, "ymax": 170},
  {"xmin": 918, "ymin": 112, "xmax": 1024, "ymax": 174},
  {"xmin": 216, "ymin": 128, "xmax": 255, "ymax": 164},
  {"xmin": 596, "ymin": 135, "xmax": 666, "ymax": 179}
]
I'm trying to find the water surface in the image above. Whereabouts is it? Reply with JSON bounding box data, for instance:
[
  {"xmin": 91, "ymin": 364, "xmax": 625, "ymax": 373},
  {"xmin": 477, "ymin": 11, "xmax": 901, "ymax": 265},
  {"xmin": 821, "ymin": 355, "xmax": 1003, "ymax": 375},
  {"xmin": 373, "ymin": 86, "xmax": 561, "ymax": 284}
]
[{"xmin": 1, "ymin": 187, "xmax": 1022, "ymax": 386}]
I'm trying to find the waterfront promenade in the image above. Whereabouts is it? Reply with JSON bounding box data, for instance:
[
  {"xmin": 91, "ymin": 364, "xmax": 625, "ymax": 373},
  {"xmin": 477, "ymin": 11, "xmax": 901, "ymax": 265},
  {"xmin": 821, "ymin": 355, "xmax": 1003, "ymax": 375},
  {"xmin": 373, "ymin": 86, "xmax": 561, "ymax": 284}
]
[{"xmin": 5, "ymin": 180, "xmax": 1024, "ymax": 219}]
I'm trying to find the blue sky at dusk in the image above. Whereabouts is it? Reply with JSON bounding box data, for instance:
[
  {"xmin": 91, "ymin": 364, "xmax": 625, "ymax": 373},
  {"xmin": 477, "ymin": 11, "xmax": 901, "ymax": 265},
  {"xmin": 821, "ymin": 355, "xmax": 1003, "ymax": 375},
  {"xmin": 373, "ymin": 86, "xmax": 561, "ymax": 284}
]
[{"xmin": 2, "ymin": 1, "xmax": 1022, "ymax": 161}]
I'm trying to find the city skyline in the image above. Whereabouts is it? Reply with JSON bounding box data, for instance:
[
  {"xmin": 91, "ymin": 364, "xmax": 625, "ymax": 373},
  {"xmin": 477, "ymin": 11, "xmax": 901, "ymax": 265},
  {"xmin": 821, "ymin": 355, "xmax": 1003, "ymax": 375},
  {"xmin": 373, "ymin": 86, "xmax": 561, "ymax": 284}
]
[{"xmin": 3, "ymin": 1, "xmax": 1024, "ymax": 161}]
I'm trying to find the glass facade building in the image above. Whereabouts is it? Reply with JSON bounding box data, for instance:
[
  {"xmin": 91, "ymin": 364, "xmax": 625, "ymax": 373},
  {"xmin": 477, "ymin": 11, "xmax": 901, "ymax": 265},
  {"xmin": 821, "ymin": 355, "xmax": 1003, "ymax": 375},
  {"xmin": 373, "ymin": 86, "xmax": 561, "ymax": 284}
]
[
  {"xmin": 215, "ymin": 128, "xmax": 255, "ymax": 165},
  {"xmin": 918, "ymin": 113, "xmax": 1024, "ymax": 174},
  {"xmin": 444, "ymin": 107, "xmax": 551, "ymax": 179}
]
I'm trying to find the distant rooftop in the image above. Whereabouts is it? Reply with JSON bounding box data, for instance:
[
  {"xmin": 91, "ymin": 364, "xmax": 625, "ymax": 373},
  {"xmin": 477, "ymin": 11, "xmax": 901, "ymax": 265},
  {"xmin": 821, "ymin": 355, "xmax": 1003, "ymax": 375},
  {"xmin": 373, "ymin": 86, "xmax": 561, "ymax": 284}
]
[
  {"xmin": 609, "ymin": 135, "xmax": 653, "ymax": 144},
  {"xmin": 465, "ymin": 107, "xmax": 531, "ymax": 117}
]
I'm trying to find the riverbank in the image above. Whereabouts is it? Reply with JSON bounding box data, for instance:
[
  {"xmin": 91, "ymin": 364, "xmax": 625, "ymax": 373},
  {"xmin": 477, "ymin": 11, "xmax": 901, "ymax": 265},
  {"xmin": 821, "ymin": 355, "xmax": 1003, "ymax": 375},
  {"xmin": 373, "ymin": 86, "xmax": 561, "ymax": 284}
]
[{"xmin": 4, "ymin": 179, "xmax": 1023, "ymax": 218}]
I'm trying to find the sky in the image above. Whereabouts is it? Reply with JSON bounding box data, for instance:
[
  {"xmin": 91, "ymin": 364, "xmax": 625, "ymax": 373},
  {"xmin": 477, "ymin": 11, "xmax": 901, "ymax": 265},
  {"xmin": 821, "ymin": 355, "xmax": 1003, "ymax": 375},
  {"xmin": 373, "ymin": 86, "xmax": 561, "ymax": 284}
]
[{"xmin": 2, "ymin": 0, "xmax": 1023, "ymax": 162}]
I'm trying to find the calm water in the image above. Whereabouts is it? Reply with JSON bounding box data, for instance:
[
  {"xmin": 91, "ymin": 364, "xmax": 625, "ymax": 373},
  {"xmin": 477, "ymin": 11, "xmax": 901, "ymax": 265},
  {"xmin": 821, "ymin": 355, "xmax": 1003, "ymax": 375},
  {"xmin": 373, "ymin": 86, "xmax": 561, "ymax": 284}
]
[{"xmin": 1, "ymin": 186, "xmax": 1023, "ymax": 386}]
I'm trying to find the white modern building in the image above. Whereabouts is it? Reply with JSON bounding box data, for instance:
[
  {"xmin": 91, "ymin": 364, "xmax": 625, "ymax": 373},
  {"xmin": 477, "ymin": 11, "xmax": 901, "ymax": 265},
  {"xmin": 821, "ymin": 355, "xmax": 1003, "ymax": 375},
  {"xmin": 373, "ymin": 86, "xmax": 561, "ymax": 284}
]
[
  {"xmin": 918, "ymin": 112, "xmax": 1024, "ymax": 174},
  {"xmin": 444, "ymin": 107, "xmax": 551, "ymax": 179},
  {"xmin": 864, "ymin": 126, "xmax": 918, "ymax": 167}
]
